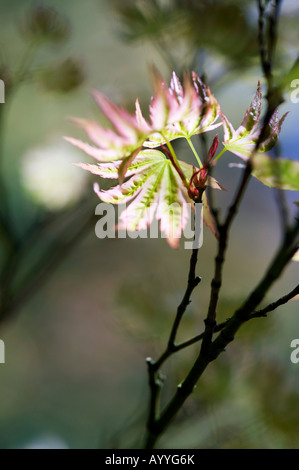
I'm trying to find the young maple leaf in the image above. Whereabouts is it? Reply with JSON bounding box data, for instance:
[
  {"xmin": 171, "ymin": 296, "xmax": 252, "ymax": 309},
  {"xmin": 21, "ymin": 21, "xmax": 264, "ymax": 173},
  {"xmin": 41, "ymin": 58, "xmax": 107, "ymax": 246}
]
[
  {"xmin": 221, "ymin": 82, "xmax": 287, "ymax": 160},
  {"xmin": 64, "ymin": 71, "xmax": 221, "ymax": 171},
  {"xmin": 77, "ymin": 149, "xmax": 223, "ymax": 248},
  {"xmin": 64, "ymin": 94, "xmax": 151, "ymax": 162},
  {"xmin": 144, "ymin": 71, "xmax": 221, "ymax": 148}
]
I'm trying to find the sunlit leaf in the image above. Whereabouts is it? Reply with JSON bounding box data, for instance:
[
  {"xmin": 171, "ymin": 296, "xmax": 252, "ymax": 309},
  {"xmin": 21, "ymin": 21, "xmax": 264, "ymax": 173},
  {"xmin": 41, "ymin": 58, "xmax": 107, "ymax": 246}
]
[
  {"xmin": 79, "ymin": 149, "xmax": 224, "ymax": 246},
  {"xmin": 92, "ymin": 149, "xmax": 191, "ymax": 248},
  {"xmin": 145, "ymin": 71, "xmax": 221, "ymax": 148},
  {"xmin": 252, "ymin": 154, "xmax": 299, "ymax": 191},
  {"xmin": 222, "ymin": 83, "xmax": 287, "ymax": 160}
]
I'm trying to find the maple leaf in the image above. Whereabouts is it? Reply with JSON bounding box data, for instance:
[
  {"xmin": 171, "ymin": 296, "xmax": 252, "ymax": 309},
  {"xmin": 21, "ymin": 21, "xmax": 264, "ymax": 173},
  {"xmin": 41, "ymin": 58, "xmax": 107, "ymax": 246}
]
[
  {"xmin": 65, "ymin": 71, "xmax": 221, "ymax": 169},
  {"xmin": 221, "ymin": 82, "xmax": 287, "ymax": 160},
  {"xmin": 78, "ymin": 149, "xmax": 223, "ymax": 247},
  {"xmin": 252, "ymin": 154, "xmax": 299, "ymax": 190},
  {"xmin": 144, "ymin": 71, "xmax": 221, "ymax": 148},
  {"xmin": 64, "ymin": 94, "xmax": 151, "ymax": 162}
]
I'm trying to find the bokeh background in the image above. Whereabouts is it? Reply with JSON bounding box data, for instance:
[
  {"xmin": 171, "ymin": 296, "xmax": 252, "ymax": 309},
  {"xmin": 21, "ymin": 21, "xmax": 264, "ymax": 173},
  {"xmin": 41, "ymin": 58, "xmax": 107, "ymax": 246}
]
[{"xmin": 0, "ymin": 0, "xmax": 298, "ymax": 449}]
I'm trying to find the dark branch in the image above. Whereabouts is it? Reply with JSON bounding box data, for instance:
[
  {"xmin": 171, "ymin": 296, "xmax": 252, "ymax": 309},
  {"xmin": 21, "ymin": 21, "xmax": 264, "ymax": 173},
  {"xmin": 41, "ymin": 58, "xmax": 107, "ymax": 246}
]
[{"xmin": 251, "ymin": 284, "xmax": 299, "ymax": 318}]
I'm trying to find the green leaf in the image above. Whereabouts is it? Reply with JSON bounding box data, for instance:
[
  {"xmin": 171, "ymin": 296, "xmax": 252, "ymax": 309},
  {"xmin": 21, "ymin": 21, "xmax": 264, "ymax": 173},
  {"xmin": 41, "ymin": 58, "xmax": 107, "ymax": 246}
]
[
  {"xmin": 82, "ymin": 148, "xmax": 223, "ymax": 247},
  {"xmin": 279, "ymin": 58, "xmax": 299, "ymax": 92},
  {"xmin": 94, "ymin": 149, "xmax": 191, "ymax": 248},
  {"xmin": 252, "ymin": 154, "xmax": 299, "ymax": 191},
  {"xmin": 221, "ymin": 83, "xmax": 287, "ymax": 161}
]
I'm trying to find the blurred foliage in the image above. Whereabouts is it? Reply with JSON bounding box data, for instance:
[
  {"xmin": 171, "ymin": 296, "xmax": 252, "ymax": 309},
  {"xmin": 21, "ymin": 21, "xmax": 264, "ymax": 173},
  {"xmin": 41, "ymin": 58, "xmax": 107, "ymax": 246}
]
[
  {"xmin": 111, "ymin": 0, "xmax": 257, "ymax": 73},
  {"xmin": 20, "ymin": 3, "xmax": 70, "ymax": 44},
  {"xmin": 0, "ymin": 3, "xmax": 90, "ymax": 323},
  {"xmin": 38, "ymin": 58, "xmax": 84, "ymax": 93},
  {"xmin": 110, "ymin": 0, "xmax": 299, "ymax": 98}
]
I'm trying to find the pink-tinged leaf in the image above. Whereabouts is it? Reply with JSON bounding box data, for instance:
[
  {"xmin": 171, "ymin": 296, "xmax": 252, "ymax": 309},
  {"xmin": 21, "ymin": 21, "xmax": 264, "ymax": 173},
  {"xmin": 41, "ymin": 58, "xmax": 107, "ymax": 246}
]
[
  {"xmin": 75, "ymin": 162, "xmax": 120, "ymax": 178},
  {"xmin": 149, "ymin": 69, "xmax": 171, "ymax": 130},
  {"xmin": 260, "ymin": 111, "xmax": 288, "ymax": 152},
  {"xmin": 63, "ymin": 136, "xmax": 122, "ymax": 161},
  {"xmin": 221, "ymin": 112, "xmax": 235, "ymax": 142},
  {"xmin": 146, "ymin": 70, "xmax": 221, "ymax": 145},
  {"xmin": 69, "ymin": 118, "xmax": 126, "ymax": 149},
  {"xmin": 222, "ymin": 82, "xmax": 286, "ymax": 160},
  {"xmin": 93, "ymin": 150, "xmax": 164, "ymax": 203},
  {"xmin": 91, "ymin": 148, "xmax": 196, "ymax": 247},
  {"xmin": 202, "ymin": 192, "xmax": 219, "ymax": 239},
  {"xmin": 89, "ymin": 146, "xmax": 222, "ymax": 245},
  {"xmin": 206, "ymin": 176, "xmax": 226, "ymax": 190},
  {"xmin": 168, "ymin": 73, "xmax": 196, "ymax": 124},
  {"xmin": 92, "ymin": 90, "xmax": 139, "ymax": 141},
  {"xmin": 95, "ymin": 172, "xmax": 145, "ymax": 204},
  {"xmin": 135, "ymin": 99, "xmax": 152, "ymax": 134},
  {"xmin": 80, "ymin": 150, "xmax": 163, "ymax": 179},
  {"xmin": 234, "ymin": 81, "xmax": 262, "ymax": 138},
  {"xmin": 170, "ymin": 71, "xmax": 184, "ymax": 103}
]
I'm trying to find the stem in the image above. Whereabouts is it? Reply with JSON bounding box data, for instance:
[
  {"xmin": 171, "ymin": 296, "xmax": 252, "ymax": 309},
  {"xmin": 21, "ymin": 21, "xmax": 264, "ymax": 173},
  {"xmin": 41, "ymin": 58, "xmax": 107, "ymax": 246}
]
[
  {"xmin": 164, "ymin": 139, "xmax": 182, "ymax": 172},
  {"xmin": 187, "ymin": 137, "xmax": 203, "ymax": 168},
  {"xmin": 213, "ymin": 147, "xmax": 227, "ymax": 163},
  {"xmin": 167, "ymin": 247, "xmax": 200, "ymax": 348},
  {"xmin": 145, "ymin": 203, "xmax": 203, "ymax": 441},
  {"xmin": 251, "ymin": 283, "xmax": 299, "ymax": 319},
  {"xmin": 162, "ymin": 144, "xmax": 188, "ymax": 187}
]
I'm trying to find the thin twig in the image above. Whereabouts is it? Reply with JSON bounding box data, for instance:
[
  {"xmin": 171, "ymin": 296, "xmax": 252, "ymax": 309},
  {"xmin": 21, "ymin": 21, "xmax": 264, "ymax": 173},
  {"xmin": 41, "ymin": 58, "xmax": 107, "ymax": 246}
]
[
  {"xmin": 146, "ymin": 244, "xmax": 201, "ymax": 434},
  {"xmin": 199, "ymin": 0, "xmax": 284, "ymax": 358},
  {"xmin": 272, "ymin": 144, "xmax": 290, "ymax": 235},
  {"xmin": 251, "ymin": 283, "xmax": 299, "ymax": 318},
  {"xmin": 145, "ymin": 217, "xmax": 299, "ymax": 449}
]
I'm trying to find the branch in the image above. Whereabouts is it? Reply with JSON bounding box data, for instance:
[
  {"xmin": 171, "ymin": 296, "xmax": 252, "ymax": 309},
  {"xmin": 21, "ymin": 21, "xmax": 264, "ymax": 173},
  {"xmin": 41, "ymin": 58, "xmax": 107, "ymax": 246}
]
[
  {"xmin": 144, "ymin": 0, "xmax": 289, "ymax": 449},
  {"xmin": 145, "ymin": 244, "xmax": 201, "ymax": 439},
  {"xmin": 251, "ymin": 284, "xmax": 299, "ymax": 318},
  {"xmin": 200, "ymin": 0, "xmax": 284, "ymax": 358},
  {"xmin": 145, "ymin": 217, "xmax": 298, "ymax": 448}
]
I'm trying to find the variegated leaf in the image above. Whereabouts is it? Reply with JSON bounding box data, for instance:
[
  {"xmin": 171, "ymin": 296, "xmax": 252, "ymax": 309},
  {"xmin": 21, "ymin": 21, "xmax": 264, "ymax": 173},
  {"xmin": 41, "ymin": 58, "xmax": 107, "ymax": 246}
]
[
  {"xmin": 252, "ymin": 154, "xmax": 299, "ymax": 191},
  {"xmin": 93, "ymin": 149, "xmax": 192, "ymax": 248},
  {"xmin": 144, "ymin": 71, "xmax": 221, "ymax": 148},
  {"xmin": 222, "ymin": 82, "xmax": 287, "ymax": 160},
  {"xmin": 86, "ymin": 149, "xmax": 223, "ymax": 247}
]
